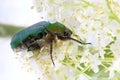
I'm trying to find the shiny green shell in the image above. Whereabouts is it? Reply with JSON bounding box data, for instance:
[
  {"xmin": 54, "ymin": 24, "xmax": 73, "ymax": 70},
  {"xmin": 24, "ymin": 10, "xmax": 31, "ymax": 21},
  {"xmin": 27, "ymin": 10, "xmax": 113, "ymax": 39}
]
[{"xmin": 10, "ymin": 21, "xmax": 65, "ymax": 49}]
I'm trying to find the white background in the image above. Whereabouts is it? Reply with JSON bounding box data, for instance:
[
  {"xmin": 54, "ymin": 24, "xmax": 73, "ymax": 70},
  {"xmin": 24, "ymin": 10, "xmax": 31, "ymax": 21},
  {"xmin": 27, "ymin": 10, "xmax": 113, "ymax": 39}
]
[
  {"xmin": 0, "ymin": 0, "xmax": 40, "ymax": 80},
  {"xmin": 0, "ymin": 0, "xmax": 40, "ymax": 26}
]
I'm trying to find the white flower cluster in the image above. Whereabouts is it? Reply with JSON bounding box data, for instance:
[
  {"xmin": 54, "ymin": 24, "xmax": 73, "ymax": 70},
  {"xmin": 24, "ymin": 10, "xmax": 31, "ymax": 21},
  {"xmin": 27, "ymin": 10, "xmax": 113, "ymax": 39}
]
[{"xmin": 15, "ymin": 0, "xmax": 120, "ymax": 80}]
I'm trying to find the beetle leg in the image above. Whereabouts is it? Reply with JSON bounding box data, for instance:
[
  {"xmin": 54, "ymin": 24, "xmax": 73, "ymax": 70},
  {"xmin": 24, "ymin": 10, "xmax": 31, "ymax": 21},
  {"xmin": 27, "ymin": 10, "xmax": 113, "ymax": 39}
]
[
  {"xmin": 50, "ymin": 40, "xmax": 55, "ymax": 66},
  {"xmin": 68, "ymin": 37, "xmax": 92, "ymax": 45},
  {"xmin": 44, "ymin": 28, "xmax": 55, "ymax": 66},
  {"xmin": 27, "ymin": 43, "xmax": 40, "ymax": 51}
]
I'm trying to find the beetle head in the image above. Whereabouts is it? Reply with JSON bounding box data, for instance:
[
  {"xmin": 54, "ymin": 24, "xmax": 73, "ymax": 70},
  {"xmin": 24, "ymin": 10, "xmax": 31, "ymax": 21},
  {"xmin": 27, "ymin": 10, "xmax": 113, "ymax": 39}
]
[{"xmin": 50, "ymin": 22, "xmax": 91, "ymax": 45}]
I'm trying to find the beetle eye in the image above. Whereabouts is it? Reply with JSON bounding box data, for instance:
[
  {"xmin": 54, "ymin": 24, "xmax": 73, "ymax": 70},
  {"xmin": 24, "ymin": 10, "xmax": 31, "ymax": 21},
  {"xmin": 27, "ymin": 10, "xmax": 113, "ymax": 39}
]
[
  {"xmin": 64, "ymin": 30, "xmax": 72, "ymax": 37},
  {"xmin": 64, "ymin": 32, "xmax": 69, "ymax": 36}
]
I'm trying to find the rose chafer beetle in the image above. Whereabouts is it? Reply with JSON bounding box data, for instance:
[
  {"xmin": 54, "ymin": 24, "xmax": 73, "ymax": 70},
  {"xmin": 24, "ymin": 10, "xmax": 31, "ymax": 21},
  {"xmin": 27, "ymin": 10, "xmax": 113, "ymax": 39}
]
[{"xmin": 11, "ymin": 21, "xmax": 91, "ymax": 66}]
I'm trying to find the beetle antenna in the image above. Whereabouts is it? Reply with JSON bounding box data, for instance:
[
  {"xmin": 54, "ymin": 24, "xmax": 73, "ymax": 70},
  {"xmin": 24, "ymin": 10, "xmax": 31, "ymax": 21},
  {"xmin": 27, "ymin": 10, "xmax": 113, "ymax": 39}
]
[
  {"xmin": 50, "ymin": 40, "xmax": 55, "ymax": 66},
  {"xmin": 68, "ymin": 37, "xmax": 92, "ymax": 45}
]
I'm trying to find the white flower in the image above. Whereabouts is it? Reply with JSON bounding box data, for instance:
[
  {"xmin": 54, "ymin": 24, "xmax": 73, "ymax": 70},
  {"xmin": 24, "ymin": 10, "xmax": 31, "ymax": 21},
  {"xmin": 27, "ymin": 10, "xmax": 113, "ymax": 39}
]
[
  {"xmin": 80, "ymin": 50, "xmax": 90, "ymax": 66},
  {"xmin": 76, "ymin": 74, "xmax": 89, "ymax": 80},
  {"xmin": 109, "ymin": 67, "xmax": 114, "ymax": 78},
  {"xmin": 80, "ymin": 50, "xmax": 101, "ymax": 73},
  {"xmin": 89, "ymin": 54, "xmax": 101, "ymax": 73},
  {"xmin": 109, "ymin": 58, "xmax": 120, "ymax": 78}
]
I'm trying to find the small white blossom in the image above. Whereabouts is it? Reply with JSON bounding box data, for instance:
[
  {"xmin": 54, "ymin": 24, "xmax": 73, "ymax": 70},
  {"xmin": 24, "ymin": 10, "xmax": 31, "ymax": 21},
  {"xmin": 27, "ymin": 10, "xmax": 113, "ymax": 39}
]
[
  {"xmin": 76, "ymin": 74, "xmax": 89, "ymax": 80},
  {"xmin": 109, "ymin": 58, "xmax": 120, "ymax": 78},
  {"xmin": 109, "ymin": 67, "xmax": 115, "ymax": 78},
  {"xmin": 80, "ymin": 51, "xmax": 101, "ymax": 73},
  {"xmin": 89, "ymin": 54, "xmax": 101, "ymax": 73}
]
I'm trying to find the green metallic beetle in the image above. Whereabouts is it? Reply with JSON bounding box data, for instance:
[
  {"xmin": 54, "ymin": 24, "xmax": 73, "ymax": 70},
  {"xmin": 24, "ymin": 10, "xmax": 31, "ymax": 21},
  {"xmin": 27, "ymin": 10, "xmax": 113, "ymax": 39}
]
[{"xmin": 11, "ymin": 21, "xmax": 91, "ymax": 66}]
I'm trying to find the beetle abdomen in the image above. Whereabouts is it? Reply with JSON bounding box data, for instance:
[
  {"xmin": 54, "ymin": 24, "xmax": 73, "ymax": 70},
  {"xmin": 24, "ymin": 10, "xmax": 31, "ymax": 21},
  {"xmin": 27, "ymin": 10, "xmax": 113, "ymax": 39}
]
[{"xmin": 11, "ymin": 21, "xmax": 49, "ymax": 49}]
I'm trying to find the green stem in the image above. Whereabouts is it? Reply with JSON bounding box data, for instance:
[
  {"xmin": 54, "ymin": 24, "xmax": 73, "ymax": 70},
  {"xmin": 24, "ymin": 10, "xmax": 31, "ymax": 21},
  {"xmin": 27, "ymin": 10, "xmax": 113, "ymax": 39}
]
[
  {"xmin": 99, "ymin": 58, "xmax": 113, "ymax": 63},
  {"xmin": 106, "ymin": 0, "xmax": 120, "ymax": 23},
  {"xmin": 74, "ymin": 64, "xmax": 90, "ymax": 77},
  {"xmin": 81, "ymin": 0, "xmax": 96, "ymax": 8}
]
